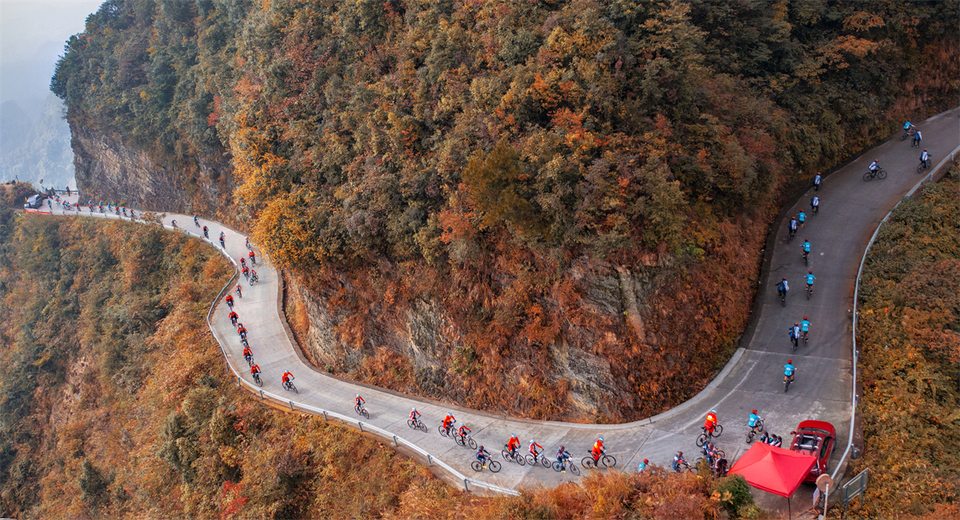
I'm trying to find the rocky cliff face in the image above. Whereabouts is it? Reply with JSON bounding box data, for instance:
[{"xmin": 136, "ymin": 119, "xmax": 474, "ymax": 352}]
[{"xmin": 70, "ymin": 122, "xmax": 232, "ymax": 215}]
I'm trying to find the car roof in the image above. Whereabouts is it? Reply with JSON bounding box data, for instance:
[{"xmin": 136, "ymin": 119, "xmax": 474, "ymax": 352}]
[{"xmin": 796, "ymin": 420, "xmax": 836, "ymax": 437}]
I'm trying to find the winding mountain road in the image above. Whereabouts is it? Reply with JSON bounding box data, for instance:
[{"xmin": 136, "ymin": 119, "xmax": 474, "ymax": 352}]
[{"xmin": 33, "ymin": 108, "xmax": 959, "ymax": 500}]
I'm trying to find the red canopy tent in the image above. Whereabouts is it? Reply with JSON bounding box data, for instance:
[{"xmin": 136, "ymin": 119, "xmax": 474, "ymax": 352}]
[{"xmin": 728, "ymin": 442, "xmax": 817, "ymax": 497}]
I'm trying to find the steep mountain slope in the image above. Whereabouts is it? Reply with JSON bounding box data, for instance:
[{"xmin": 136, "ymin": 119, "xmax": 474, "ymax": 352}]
[{"xmin": 50, "ymin": 0, "xmax": 959, "ymax": 420}]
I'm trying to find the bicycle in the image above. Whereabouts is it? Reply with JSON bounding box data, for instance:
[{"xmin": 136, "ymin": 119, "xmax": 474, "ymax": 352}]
[
  {"xmin": 784, "ymin": 374, "xmax": 794, "ymax": 393},
  {"xmin": 553, "ymin": 458, "xmax": 580, "ymax": 475},
  {"xmin": 917, "ymin": 160, "xmax": 929, "ymax": 174},
  {"xmin": 471, "ymin": 458, "xmax": 502, "ymax": 473},
  {"xmin": 355, "ymin": 403, "xmax": 370, "ymax": 419},
  {"xmin": 900, "ymin": 127, "xmax": 916, "ymax": 141},
  {"xmin": 249, "ymin": 273, "xmax": 259, "ymax": 286},
  {"xmin": 778, "ymin": 287, "xmax": 787, "ymax": 307},
  {"xmin": 745, "ymin": 419, "xmax": 765, "ymax": 443},
  {"xmin": 673, "ymin": 460, "xmax": 696, "ymax": 473},
  {"xmin": 806, "ymin": 284, "xmax": 813, "ymax": 300},
  {"xmin": 283, "ymin": 380, "xmax": 298, "ymax": 394},
  {"xmin": 802, "ymin": 250, "xmax": 809, "ymax": 266},
  {"xmin": 252, "ymin": 372, "xmax": 263, "ymax": 387},
  {"xmin": 911, "ymin": 135, "xmax": 921, "ymax": 148},
  {"xmin": 696, "ymin": 424, "xmax": 724, "ymax": 447},
  {"xmin": 455, "ymin": 432, "xmax": 477, "ymax": 449},
  {"xmin": 802, "ymin": 330, "xmax": 808, "ymax": 347},
  {"xmin": 582, "ymin": 453, "xmax": 617, "ymax": 469},
  {"xmin": 788, "ymin": 226, "xmax": 796, "ymax": 242},
  {"xmin": 790, "ymin": 333, "xmax": 798, "ymax": 353},
  {"xmin": 438, "ymin": 423, "xmax": 454, "ymax": 437},
  {"xmin": 244, "ymin": 354, "xmax": 254, "ymax": 368},
  {"xmin": 863, "ymin": 168, "xmax": 887, "ymax": 181},
  {"xmin": 406, "ymin": 417, "xmax": 428, "ymax": 433},
  {"xmin": 526, "ymin": 450, "xmax": 552, "ymax": 468},
  {"xmin": 501, "ymin": 446, "xmax": 527, "ymax": 466}
]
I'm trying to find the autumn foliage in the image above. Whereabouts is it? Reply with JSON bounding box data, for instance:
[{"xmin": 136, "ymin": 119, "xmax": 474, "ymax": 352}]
[{"xmin": 849, "ymin": 171, "xmax": 960, "ymax": 518}]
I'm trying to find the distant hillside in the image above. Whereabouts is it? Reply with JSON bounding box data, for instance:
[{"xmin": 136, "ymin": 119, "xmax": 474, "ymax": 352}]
[
  {"xmin": 0, "ymin": 93, "xmax": 75, "ymax": 189},
  {"xmin": 50, "ymin": 0, "xmax": 960, "ymax": 420}
]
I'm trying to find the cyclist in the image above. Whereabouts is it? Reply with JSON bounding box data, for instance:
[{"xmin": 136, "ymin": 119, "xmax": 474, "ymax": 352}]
[
  {"xmin": 219, "ymin": 231, "xmax": 226, "ymax": 247},
  {"xmin": 592, "ymin": 436, "xmax": 605, "ymax": 464},
  {"xmin": 800, "ymin": 316, "xmax": 811, "ymax": 341},
  {"xmin": 788, "ymin": 216, "xmax": 798, "ymax": 238},
  {"xmin": 240, "ymin": 257, "xmax": 246, "ymax": 269},
  {"xmin": 282, "ymin": 370, "xmax": 295, "ymax": 388},
  {"xmin": 249, "ymin": 250, "xmax": 257, "ymax": 265},
  {"xmin": 171, "ymin": 219, "xmax": 178, "ymax": 229},
  {"xmin": 797, "ymin": 210, "xmax": 806, "ymax": 228},
  {"xmin": 193, "ymin": 215, "xmax": 199, "ymax": 226},
  {"xmin": 868, "ymin": 159, "xmax": 880, "ymax": 175},
  {"xmin": 784, "ymin": 360, "xmax": 797, "ymax": 385},
  {"xmin": 801, "ymin": 239, "xmax": 811, "ymax": 261},
  {"xmin": 242, "ymin": 266, "xmax": 250, "ymax": 278},
  {"xmin": 249, "ymin": 269, "xmax": 258, "ymax": 281},
  {"xmin": 237, "ymin": 323, "xmax": 247, "ymax": 339},
  {"xmin": 777, "ymin": 277, "xmax": 789, "ymax": 301},
  {"xmin": 529, "ymin": 439, "xmax": 543, "ymax": 460},
  {"xmin": 242, "ymin": 345, "xmax": 253, "ymax": 365},
  {"xmin": 441, "ymin": 412, "xmax": 456, "ymax": 435},
  {"xmin": 557, "ymin": 445, "xmax": 572, "ymax": 473},
  {"xmin": 225, "ymin": 294, "xmax": 234, "ymax": 308},
  {"xmin": 806, "ymin": 271, "xmax": 815, "ymax": 295},
  {"xmin": 228, "ymin": 310, "xmax": 239, "ymax": 325},
  {"xmin": 771, "ymin": 434, "xmax": 783, "ymax": 448},
  {"xmin": 904, "ymin": 120, "xmax": 914, "ymax": 133},
  {"xmin": 810, "ymin": 195, "xmax": 820, "ymax": 214},
  {"xmin": 507, "ymin": 434, "xmax": 521, "ymax": 457},
  {"xmin": 913, "ymin": 129, "xmax": 922, "ymax": 146},
  {"xmin": 813, "ymin": 172, "xmax": 822, "ymax": 191},
  {"xmin": 203, "ymin": 225, "xmax": 209, "ymax": 238},
  {"xmin": 235, "ymin": 284, "xmax": 242, "ymax": 298},
  {"xmin": 637, "ymin": 458, "xmax": 649, "ymax": 473},
  {"xmin": 748, "ymin": 409, "xmax": 763, "ymax": 435},
  {"xmin": 702, "ymin": 440, "xmax": 718, "ymax": 466},
  {"xmin": 704, "ymin": 409, "xmax": 718, "ymax": 436},
  {"xmin": 476, "ymin": 445, "xmax": 491, "ymax": 467},
  {"xmin": 409, "ymin": 407, "xmax": 421, "ymax": 423},
  {"xmin": 920, "ymin": 149, "xmax": 931, "ymax": 169},
  {"xmin": 250, "ymin": 362, "xmax": 261, "ymax": 378},
  {"xmin": 457, "ymin": 423, "xmax": 471, "ymax": 441},
  {"xmin": 355, "ymin": 394, "xmax": 365, "ymax": 409},
  {"xmin": 672, "ymin": 451, "xmax": 686, "ymax": 472},
  {"xmin": 245, "ymin": 237, "xmax": 251, "ymax": 249},
  {"xmin": 790, "ymin": 322, "xmax": 801, "ymax": 348}
]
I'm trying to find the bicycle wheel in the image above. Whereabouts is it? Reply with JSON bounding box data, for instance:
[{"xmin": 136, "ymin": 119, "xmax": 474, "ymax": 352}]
[
  {"xmin": 863, "ymin": 171, "xmax": 874, "ymax": 181},
  {"xmin": 525, "ymin": 454, "xmax": 537, "ymax": 466},
  {"xmin": 467, "ymin": 438, "xmax": 477, "ymax": 450},
  {"xmin": 784, "ymin": 378, "xmax": 790, "ymax": 392},
  {"xmin": 455, "ymin": 435, "xmax": 466, "ymax": 447},
  {"xmin": 407, "ymin": 419, "xmax": 417, "ymax": 430},
  {"xmin": 696, "ymin": 433, "xmax": 708, "ymax": 447},
  {"xmin": 569, "ymin": 463, "xmax": 580, "ymax": 475},
  {"xmin": 581, "ymin": 456, "xmax": 596, "ymax": 469},
  {"xmin": 438, "ymin": 425, "xmax": 447, "ymax": 436},
  {"xmin": 361, "ymin": 408, "xmax": 369, "ymax": 419},
  {"xmin": 713, "ymin": 424, "xmax": 723, "ymax": 437},
  {"xmin": 917, "ymin": 163, "xmax": 924, "ymax": 174},
  {"xmin": 291, "ymin": 383, "xmax": 298, "ymax": 394},
  {"xmin": 541, "ymin": 455, "xmax": 551, "ymax": 468},
  {"xmin": 602, "ymin": 455, "xmax": 617, "ymax": 468},
  {"xmin": 253, "ymin": 374, "xmax": 262, "ymax": 387},
  {"xmin": 715, "ymin": 449, "xmax": 725, "ymax": 459},
  {"xmin": 877, "ymin": 169, "xmax": 887, "ymax": 179},
  {"xmin": 418, "ymin": 421, "xmax": 427, "ymax": 433},
  {"xmin": 489, "ymin": 460, "xmax": 502, "ymax": 473},
  {"xmin": 780, "ymin": 294, "xmax": 786, "ymax": 307},
  {"xmin": 502, "ymin": 449, "xmax": 511, "ymax": 461},
  {"xmin": 516, "ymin": 454, "xmax": 526, "ymax": 466},
  {"xmin": 553, "ymin": 461, "xmax": 563, "ymax": 472},
  {"xmin": 471, "ymin": 460, "xmax": 482, "ymax": 472}
]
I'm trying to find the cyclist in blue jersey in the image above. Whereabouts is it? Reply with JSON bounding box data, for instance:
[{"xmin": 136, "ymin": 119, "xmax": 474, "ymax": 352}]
[
  {"xmin": 557, "ymin": 445, "xmax": 572, "ymax": 473},
  {"xmin": 800, "ymin": 316, "xmax": 811, "ymax": 341},
  {"xmin": 801, "ymin": 239, "xmax": 812, "ymax": 263},
  {"xmin": 920, "ymin": 149, "xmax": 931, "ymax": 169},
  {"xmin": 797, "ymin": 210, "xmax": 806, "ymax": 228},
  {"xmin": 789, "ymin": 322, "xmax": 801, "ymax": 348},
  {"xmin": 637, "ymin": 458, "xmax": 649, "ymax": 473},
  {"xmin": 812, "ymin": 172, "xmax": 822, "ymax": 191},
  {"xmin": 476, "ymin": 445, "xmax": 491, "ymax": 467},
  {"xmin": 869, "ymin": 160, "xmax": 880, "ymax": 174},
  {"xmin": 806, "ymin": 271, "xmax": 816, "ymax": 294},
  {"xmin": 904, "ymin": 120, "xmax": 913, "ymax": 132},
  {"xmin": 784, "ymin": 360, "xmax": 797, "ymax": 384},
  {"xmin": 810, "ymin": 195, "xmax": 820, "ymax": 214},
  {"xmin": 748, "ymin": 409, "xmax": 763, "ymax": 435},
  {"xmin": 777, "ymin": 277, "xmax": 789, "ymax": 299}
]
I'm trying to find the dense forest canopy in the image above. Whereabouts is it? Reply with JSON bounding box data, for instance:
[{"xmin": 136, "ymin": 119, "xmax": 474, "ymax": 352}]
[{"xmin": 50, "ymin": 0, "xmax": 960, "ymax": 420}]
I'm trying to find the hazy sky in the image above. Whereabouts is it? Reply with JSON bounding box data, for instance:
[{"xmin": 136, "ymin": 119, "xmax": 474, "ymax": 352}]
[{"xmin": 0, "ymin": 0, "xmax": 103, "ymax": 105}]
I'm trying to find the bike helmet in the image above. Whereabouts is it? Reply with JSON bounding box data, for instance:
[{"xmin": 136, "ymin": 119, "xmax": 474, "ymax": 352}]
[
  {"xmin": 795, "ymin": 322, "xmax": 799, "ymax": 325},
  {"xmin": 787, "ymin": 359, "xmax": 792, "ymax": 364},
  {"xmin": 803, "ymin": 316, "xmax": 808, "ymax": 320},
  {"xmin": 530, "ymin": 439, "xmax": 535, "ymax": 444},
  {"xmin": 782, "ymin": 276, "xmax": 787, "ymax": 280},
  {"xmin": 560, "ymin": 445, "xmax": 565, "ymax": 451},
  {"xmin": 924, "ymin": 148, "xmax": 927, "ymax": 151},
  {"xmin": 479, "ymin": 445, "xmax": 484, "ymax": 450},
  {"xmin": 356, "ymin": 394, "xmax": 360, "ymax": 398},
  {"xmin": 808, "ymin": 270, "xmax": 812, "ymax": 274},
  {"xmin": 643, "ymin": 459, "xmax": 649, "ymax": 464},
  {"xmin": 752, "ymin": 409, "xmax": 757, "ymax": 414},
  {"xmin": 512, "ymin": 433, "xmax": 517, "ymax": 438},
  {"xmin": 599, "ymin": 436, "xmax": 604, "ymax": 441},
  {"xmin": 412, "ymin": 407, "xmax": 417, "ymax": 412},
  {"xmin": 678, "ymin": 451, "xmax": 683, "ymax": 456},
  {"xmin": 711, "ymin": 409, "xmax": 717, "ymax": 414}
]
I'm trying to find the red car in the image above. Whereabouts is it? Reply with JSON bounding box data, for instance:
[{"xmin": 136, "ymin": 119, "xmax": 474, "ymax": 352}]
[{"xmin": 789, "ymin": 420, "xmax": 836, "ymax": 483}]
